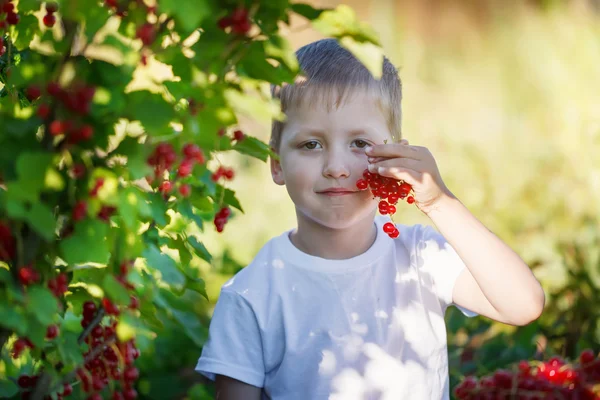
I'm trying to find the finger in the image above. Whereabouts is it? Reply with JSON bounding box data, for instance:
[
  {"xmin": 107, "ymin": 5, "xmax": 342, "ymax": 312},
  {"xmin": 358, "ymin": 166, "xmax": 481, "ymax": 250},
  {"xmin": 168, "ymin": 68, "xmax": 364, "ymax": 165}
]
[
  {"xmin": 368, "ymin": 158, "xmax": 421, "ymax": 172},
  {"xmin": 376, "ymin": 165, "xmax": 422, "ymax": 187},
  {"xmin": 367, "ymin": 156, "xmax": 388, "ymax": 164},
  {"xmin": 366, "ymin": 143, "xmax": 421, "ymax": 160}
]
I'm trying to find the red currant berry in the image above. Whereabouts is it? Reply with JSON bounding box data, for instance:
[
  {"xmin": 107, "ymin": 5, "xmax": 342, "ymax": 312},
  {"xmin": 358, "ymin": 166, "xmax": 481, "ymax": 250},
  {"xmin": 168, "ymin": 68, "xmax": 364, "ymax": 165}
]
[
  {"xmin": 406, "ymin": 196, "xmax": 415, "ymax": 204},
  {"xmin": 3, "ymin": 2, "xmax": 15, "ymax": 13},
  {"xmin": 136, "ymin": 23, "xmax": 155, "ymax": 46},
  {"xmin": 73, "ymin": 201, "xmax": 87, "ymax": 221},
  {"xmin": 46, "ymin": 324, "xmax": 59, "ymax": 339},
  {"xmin": 36, "ymin": 103, "xmax": 51, "ymax": 119},
  {"xmin": 389, "ymin": 229, "xmax": 400, "ymax": 239},
  {"xmin": 383, "ymin": 222, "xmax": 395, "ymax": 234},
  {"xmin": 233, "ymin": 129, "xmax": 245, "ymax": 141},
  {"xmin": 62, "ymin": 383, "xmax": 73, "ymax": 396},
  {"xmin": 43, "ymin": 13, "xmax": 56, "ymax": 27},
  {"xmin": 102, "ymin": 298, "xmax": 120, "ymax": 315},
  {"xmin": 124, "ymin": 367, "xmax": 139, "ymax": 382},
  {"xmin": 25, "ymin": 85, "xmax": 41, "ymax": 101},
  {"xmin": 388, "ymin": 205, "xmax": 396, "ymax": 214},
  {"xmin": 217, "ymin": 16, "xmax": 233, "ymax": 30},
  {"xmin": 49, "ymin": 120, "xmax": 66, "ymax": 136},
  {"xmin": 179, "ymin": 184, "xmax": 191, "ymax": 197},
  {"xmin": 159, "ymin": 181, "xmax": 172, "ymax": 194},
  {"xmin": 6, "ymin": 12, "xmax": 20, "ymax": 25},
  {"xmin": 356, "ymin": 179, "xmax": 368, "ymax": 190},
  {"xmin": 580, "ymin": 349, "xmax": 596, "ymax": 365},
  {"xmin": 79, "ymin": 124, "xmax": 94, "ymax": 140},
  {"xmin": 46, "ymin": 2, "xmax": 58, "ymax": 13},
  {"xmin": 18, "ymin": 265, "xmax": 40, "ymax": 286},
  {"xmin": 177, "ymin": 160, "xmax": 193, "ymax": 177},
  {"xmin": 123, "ymin": 388, "xmax": 138, "ymax": 400},
  {"xmin": 17, "ymin": 375, "xmax": 32, "ymax": 388}
]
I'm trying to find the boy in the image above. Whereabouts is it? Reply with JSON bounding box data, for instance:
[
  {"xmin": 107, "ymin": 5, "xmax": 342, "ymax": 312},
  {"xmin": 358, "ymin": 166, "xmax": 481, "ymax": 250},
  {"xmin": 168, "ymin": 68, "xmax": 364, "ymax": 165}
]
[{"xmin": 195, "ymin": 38, "xmax": 545, "ymax": 400}]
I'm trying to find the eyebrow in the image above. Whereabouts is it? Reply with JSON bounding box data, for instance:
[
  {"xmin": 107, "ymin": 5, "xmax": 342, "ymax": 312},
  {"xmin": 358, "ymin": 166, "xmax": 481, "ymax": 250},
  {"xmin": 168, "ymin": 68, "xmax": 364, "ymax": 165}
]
[{"xmin": 291, "ymin": 128, "xmax": 373, "ymax": 138}]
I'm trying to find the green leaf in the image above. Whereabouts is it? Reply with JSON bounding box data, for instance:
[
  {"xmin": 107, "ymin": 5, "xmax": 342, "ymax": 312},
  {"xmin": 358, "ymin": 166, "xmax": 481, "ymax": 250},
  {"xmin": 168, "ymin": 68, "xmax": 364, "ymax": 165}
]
[
  {"xmin": 291, "ymin": 3, "xmax": 327, "ymax": 20},
  {"xmin": 160, "ymin": 0, "xmax": 212, "ymax": 33},
  {"xmin": 339, "ymin": 36, "xmax": 384, "ymax": 80},
  {"xmin": 118, "ymin": 188, "xmax": 142, "ymax": 229},
  {"xmin": 26, "ymin": 202, "xmax": 56, "ymax": 241},
  {"xmin": 186, "ymin": 278, "xmax": 208, "ymax": 301},
  {"xmin": 312, "ymin": 4, "xmax": 380, "ymax": 44},
  {"xmin": 103, "ymin": 274, "xmax": 131, "ymax": 306},
  {"xmin": 224, "ymin": 88, "xmax": 283, "ymax": 124},
  {"xmin": 172, "ymin": 235, "xmax": 193, "ymax": 267},
  {"xmin": 57, "ymin": 331, "xmax": 84, "ymax": 365},
  {"xmin": 143, "ymin": 244, "xmax": 186, "ymax": 289},
  {"xmin": 16, "ymin": 152, "xmax": 53, "ymax": 193},
  {"xmin": 232, "ymin": 135, "xmax": 273, "ymax": 162},
  {"xmin": 188, "ymin": 236, "xmax": 212, "ymax": 263},
  {"xmin": 0, "ymin": 268, "xmax": 11, "ymax": 282},
  {"xmin": 11, "ymin": 14, "xmax": 39, "ymax": 50},
  {"xmin": 128, "ymin": 91, "xmax": 176, "ymax": 134},
  {"xmin": 0, "ymin": 304, "xmax": 28, "ymax": 335},
  {"xmin": 178, "ymin": 201, "xmax": 204, "ymax": 230},
  {"xmin": 147, "ymin": 193, "xmax": 168, "ymax": 226},
  {"xmin": 27, "ymin": 287, "xmax": 59, "ymax": 326},
  {"xmin": 0, "ymin": 380, "xmax": 19, "ymax": 398},
  {"xmin": 60, "ymin": 220, "xmax": 110, "ymax": 265},
  {"xmin": 215, "ymin": 186, "xmax": 243, "ymax": 212},
  {"xmin": 171, "ymin": 308, "xmax": 207, "ymax": 347}
]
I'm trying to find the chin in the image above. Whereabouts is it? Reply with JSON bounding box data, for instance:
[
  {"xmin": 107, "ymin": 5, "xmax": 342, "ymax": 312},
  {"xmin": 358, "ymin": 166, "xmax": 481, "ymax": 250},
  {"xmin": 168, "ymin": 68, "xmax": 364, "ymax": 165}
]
[{"xmin": 298, "ymin": 206, "xmax": 377, "ymax": 231}]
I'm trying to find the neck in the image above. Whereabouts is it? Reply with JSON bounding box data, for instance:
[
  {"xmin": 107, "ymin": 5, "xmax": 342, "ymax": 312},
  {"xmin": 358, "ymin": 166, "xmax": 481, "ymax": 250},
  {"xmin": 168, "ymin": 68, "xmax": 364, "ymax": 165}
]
[{"xmin": 290, "ymin": 212, "xmax": 378, "ymax": 260}]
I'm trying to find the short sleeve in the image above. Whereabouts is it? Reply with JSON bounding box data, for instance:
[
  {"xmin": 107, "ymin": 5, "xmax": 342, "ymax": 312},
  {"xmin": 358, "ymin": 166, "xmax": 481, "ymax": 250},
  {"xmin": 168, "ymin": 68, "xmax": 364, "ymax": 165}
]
[
  {"xmin": 195, "ymin": 289, "xmax": 265, "ymax": 387},
  {"xmin": 417, "ymin": 225, "xmax": 478, "ymax": 317}
]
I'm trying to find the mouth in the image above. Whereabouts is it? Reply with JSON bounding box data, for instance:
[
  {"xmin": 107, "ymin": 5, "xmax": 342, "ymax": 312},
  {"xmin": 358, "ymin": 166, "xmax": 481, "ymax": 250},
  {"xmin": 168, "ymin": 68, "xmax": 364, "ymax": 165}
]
[{"xmin": 317, "ymin": 189, "xmax": 357, "ymax": 196}]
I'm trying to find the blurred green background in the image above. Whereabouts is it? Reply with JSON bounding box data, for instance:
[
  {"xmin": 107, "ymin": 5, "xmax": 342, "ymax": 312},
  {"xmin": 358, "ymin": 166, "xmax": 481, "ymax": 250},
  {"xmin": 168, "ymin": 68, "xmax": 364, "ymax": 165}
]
[{"xmin": 126, "ymin": 0, "xmax": 600, "ymax": 397}]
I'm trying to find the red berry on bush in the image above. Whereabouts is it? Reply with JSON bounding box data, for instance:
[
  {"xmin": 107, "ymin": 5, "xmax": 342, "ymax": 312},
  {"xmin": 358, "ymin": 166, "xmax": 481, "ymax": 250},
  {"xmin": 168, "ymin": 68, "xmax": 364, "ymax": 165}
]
[
  {"xmin": 45, "ymin": 2, "xmax": 58, "ymax": 13},
  {"xmin": 123, "ymin": 388, "xmax": 138, "ymax": 400},
  {"xmin": 43, "ymin": 13, "xmax": 56, "ymax": 27},
  {"xmin": 177, "ymin": 160, "xmax": 193, "ymax": 177},
  {"xmin": 25, "ymin": 85, "xmax": 41, "ymax": 101},
  {"xmin": 18, "ymin": 265, "xmax": 40, "ymax": 286},
  {"xmin": 136, "ymin": 23, "xmax": 155, "ymax": 46},
  {"xmin": 6, "ymin": 12, "xmax": 20, "ymax": 25},
  {"xmin": 71, "ymin": 163, "xmax": 86, "ymax": 179},
  {"xmin": 49, "ymin": 120, "xmax": 66, "ymax": 136},
  {"xmin": 62, "ymin": 383, "xmax": 73, "ymax": 396},
  {"xmin": 17, "ymin": 375, "xmax": 32, "ymax": 388},
  {"xmin": 580, "ymin": 349, "xmax": 596, "ymax": 365},
  {"xmin": 46, "ymin": 324, "xmax": 59, "ymax": 339},
  {"xmin": 159, "ymin": 181, "xmax": 172, "ymax": 194},
  {"xmin": 73, "ymin": 200, "xmax": 88, "ymax": 221},
  {"xmin": 179, "ymin": 184, "xmax": 191, "ymax": 197},
  {"xmin": 102, "ymin": 298, "xmax": 119, "ymax": 315},
  {"xmin": 233, "ymin": 130, "xmax": 245, "ymax": 142},
  {"xmin": 36, "ymin": 103, "xmax": 51, "ymax": 119},
  {"xmin": 3, "ymin": 2, "xmax": 15, "ymax": 13}
]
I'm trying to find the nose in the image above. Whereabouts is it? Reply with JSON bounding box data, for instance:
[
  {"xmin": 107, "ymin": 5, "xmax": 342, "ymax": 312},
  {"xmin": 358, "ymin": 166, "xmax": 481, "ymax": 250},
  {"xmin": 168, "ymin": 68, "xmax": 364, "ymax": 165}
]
[{"xmin": 322, "ymin": 148, "xmax": 351, "ymax": 179}]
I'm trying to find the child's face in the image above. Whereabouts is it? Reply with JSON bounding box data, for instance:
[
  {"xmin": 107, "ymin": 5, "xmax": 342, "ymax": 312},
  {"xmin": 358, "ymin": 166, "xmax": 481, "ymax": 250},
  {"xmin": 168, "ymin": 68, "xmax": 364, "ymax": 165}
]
[{"xmin": 271, "ymin": 90, "xmax": 392, "ymax": 229}]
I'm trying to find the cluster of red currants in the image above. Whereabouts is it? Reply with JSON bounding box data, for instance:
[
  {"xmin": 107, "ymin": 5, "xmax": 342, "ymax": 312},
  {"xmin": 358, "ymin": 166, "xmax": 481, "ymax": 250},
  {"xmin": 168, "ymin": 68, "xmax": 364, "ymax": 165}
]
[
  {"xmin": 213, "ymin": 206, "xmax": 231, "ymax": 233},
  {"xmin": 42, "ymin": 2, "xmax": 58, "ymax": 28},
  {"xmin": 146, "ymin": 142, "xmax": 205, "ymax": 198},
  {"xmin": 355, "ymin": 169, "xmax": 415, "ymax": 239},
  {"xmin": 33, "ymin": 81, "xmax": 97, "ymax": 146},
  {"xmin": 217, "ymin": 7, "xmax": 251, "ymax": 35},
  {"xmin": 70, "ymin": 177, "xmax": 116, "ymax": 225},
  {"xmin": 0, "ymin": 221, "xmax": 16, "ymax": 261},
  {"xmin": 0, "ymin": 0, "xmax": 20, "ymax": 31},
  {"xmin": 454, "ymin": 350, "xmax": 600, "ymax": 400}
]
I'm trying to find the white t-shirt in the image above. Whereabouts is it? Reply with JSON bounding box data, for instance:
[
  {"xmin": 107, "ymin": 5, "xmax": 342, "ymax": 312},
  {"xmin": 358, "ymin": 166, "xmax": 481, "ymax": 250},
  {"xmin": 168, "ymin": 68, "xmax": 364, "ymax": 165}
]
[{"xmin": 195, "ymin": 216, "xmax": 477, "ymax": 400}]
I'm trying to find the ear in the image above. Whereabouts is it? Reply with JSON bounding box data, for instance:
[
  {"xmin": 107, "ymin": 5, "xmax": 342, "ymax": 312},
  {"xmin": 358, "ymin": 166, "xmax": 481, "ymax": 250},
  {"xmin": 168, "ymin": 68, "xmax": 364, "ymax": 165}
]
[{"xmin": 270, "ymin": 154, "xmax": 285, "ymax": 186}]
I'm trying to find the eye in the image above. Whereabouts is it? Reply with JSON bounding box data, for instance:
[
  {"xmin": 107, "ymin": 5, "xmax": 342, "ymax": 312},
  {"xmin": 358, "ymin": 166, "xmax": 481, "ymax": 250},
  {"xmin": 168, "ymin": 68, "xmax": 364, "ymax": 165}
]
[
  {"xmin": 301, "ymin": 141, "xmax": 322, "ymax": 150},
  {"xmin": 352, "ymin": 139, "xmax": 370, "ymax": 148}
]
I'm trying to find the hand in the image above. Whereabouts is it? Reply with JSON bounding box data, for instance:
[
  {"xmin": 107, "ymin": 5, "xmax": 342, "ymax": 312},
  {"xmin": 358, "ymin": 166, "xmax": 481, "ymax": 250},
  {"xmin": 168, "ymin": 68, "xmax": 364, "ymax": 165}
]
[{"xmin": 365, "ymin": 139, "xmax": 455, "ymax": 215}]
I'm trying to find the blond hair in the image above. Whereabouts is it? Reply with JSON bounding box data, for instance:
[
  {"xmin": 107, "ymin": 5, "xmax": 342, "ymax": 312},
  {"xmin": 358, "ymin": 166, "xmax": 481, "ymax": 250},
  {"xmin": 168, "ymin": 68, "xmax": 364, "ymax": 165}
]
[{"xmin": 270, "ymin": 38, "xmax": 402, "ymax": 151}]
